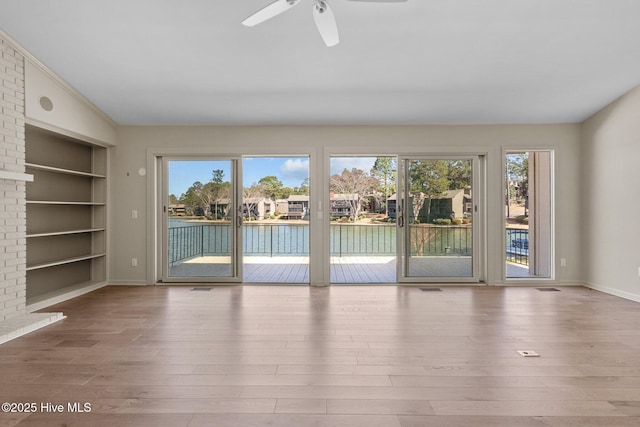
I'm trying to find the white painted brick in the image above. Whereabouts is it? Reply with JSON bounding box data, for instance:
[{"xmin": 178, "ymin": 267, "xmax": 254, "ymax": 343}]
[
  {"xmin": 4, "ymin": 270, "xmax": 24, "ymax": 281},
  {"xmin": 0, "ymin": 306, "xmax": 20, "ymax": 318},
  {"xmin": 5, "ymin": 67, "xmax": 23, "ymax": 81},
  {"xmin": 5, "ymin": 257, "xmax": 22, "ymax": 267},
  {"xmin": 1, "ymin": 79, "xmax": 21, "ymax": 93},
  {"xmin": 4, "ymin": 283, "xmax": 22, "ymax": 295},
  {"xmin": 2, "ymin": 107, "xmax": 24, "ymax": 120},
  {"xmin": 0, "ymin": 292, "xmax": 17, "ymax": 304},
  {"xmin": 0, "ymin": 57, "xmax": 17, "ymax": 69},
  {"xmin": 2, "ymin": 94, "xmax": 24, "ymax": 107},
  {"xmin": 0, "ymin": 52, "xmax": 21, "ymax": 65},
  {"xmin": 0, "ymin": 253, "xmax": 15, "ymax": 262},
  {"xmin": 1, "ymin": 36, "xmax": 26, "ymax": 322}
]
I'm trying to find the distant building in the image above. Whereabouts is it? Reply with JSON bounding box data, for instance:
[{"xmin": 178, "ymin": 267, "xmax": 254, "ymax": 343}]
[
  {"xmin": 387, "ymin": 189, "xmax": 472, "ymax": 222},
  {"xmin": 243, "ymin": 197, "xmax": 274, "ymax": 220},
  {"xmin": 286, "ymin": 195, "xmax": 310, "ymax": 220},
  {"xmin": 275, "ymin": 199, "xmax": 289, "ymax": 216},
  {"xmin": 387, "ymin": 194, "xmax": 397, "ymax": 218},
  {"xmin": 168, "ymin": 203, "xmax": 186, "ymax": 216},
  {"xmin": 330, "ymin": 193, "xmax": 359, "ymax": 217},
  {"xmin": 210, "ymin": 198, "xmax": 231, "ymax": 219}
]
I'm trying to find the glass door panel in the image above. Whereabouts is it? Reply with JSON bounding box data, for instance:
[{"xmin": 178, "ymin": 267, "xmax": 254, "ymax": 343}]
[
  {"xmin": 399, "ymin": 157, "xmax": 479, "ymax": 282},
  {"xmin": 329, "ymin": 156, "xmax": 397, "ymax": 284},
  {"xmin": 242, "ymin": 156, "xmax": 310, "ymax": 284},
  {"xmin": 505, "ymin": 151, "xmax": 553, "ymax": 279},
  {"xmin": 164, "ymin": 158, "xmax": 241, "ymax": 282}
]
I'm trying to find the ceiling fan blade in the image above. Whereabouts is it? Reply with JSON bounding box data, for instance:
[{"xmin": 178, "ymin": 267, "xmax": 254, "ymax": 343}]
[
  {"xmin": 313, "ymin": 1, "xmax": 339, "ymax": 47},
  {"xmin": 242, "ymin": 0, "xmax": 302, "ymax": 27},
  {"xmin": 346, "ymin": 0, "xmax": 407, "ymax": 2}
]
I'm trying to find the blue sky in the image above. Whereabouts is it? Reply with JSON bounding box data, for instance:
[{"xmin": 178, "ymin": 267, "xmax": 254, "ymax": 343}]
[{"xmin": 168, "ymin": 157, "xmax": 378, "ymax": 197}]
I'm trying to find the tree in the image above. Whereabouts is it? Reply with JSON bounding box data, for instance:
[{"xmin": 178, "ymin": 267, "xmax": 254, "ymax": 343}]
[
  {"xmin": 446, "ymin": 160, "xmax": 471, "ymax": 190},
  {"xmin": 291, "ymin": 177, "xmax": 310, "ymax": 195},
  {"xmin": 371, "ymin": 157, "xmax": 396, "ymax": 215},
  {"xmin": 209, "ymin": 169, "xmax": 230, "ymax": 219},
  {"xmin": 168, "ymin": 194, "xmax": 178, "ymax": 205},
  {"xmin": 506, "ymin": 153, "xmax": 529, "ymax": 216},
  {"xmin": 408, "ymin": 160, "xmax": 450, "ymax": 223},
  {"xmin": 243, "ymin": 183, "xmax": 266, "ymax": 219},
  {"xmin": 179, "ymin": 169, "xmax": 230, "ymax": 217},
  {"xmin": 180, "ymin": 181, "xmax": 204, "ymax": 216},
  {"xmin": 330, "ymin": 168, "xmax": 378, "ymax": 222},
  {"xmin": 259, "ymin": 175, "xmax": 286, "ymax": 200}
]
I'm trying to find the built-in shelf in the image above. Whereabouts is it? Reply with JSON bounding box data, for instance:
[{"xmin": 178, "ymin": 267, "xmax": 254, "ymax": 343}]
[
  {"xmin": 26, "ymin": 253, "xmax": 106, "ymax": 272},
  {"xmin": 25, "ymin": 162, "xmax": 105, "ymax": 178},
  {"xmin": 0, "ymin": 170, "xmax": 34, "ymax": 182},
  {"xmin": 27, "ymin": 228, "xmax": 105, "ymax": 238},
  {"xmin": 27, "ymin": 201, "xmax": 106, "ymax": 206},
  {"xmin": 26, "ymin": 125, "xmax": 108, "ymax": 307}
]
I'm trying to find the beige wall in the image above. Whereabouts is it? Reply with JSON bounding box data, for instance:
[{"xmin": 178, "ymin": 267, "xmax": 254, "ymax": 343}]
[
  {"xmin": 582, "ymin": 84, "xmax": 640, "ymax": 302},
  {"xmin": 112, "ymin": 124, "xmax": 582, "ymax": 285},
  {"xmin": 24, "ymin": 60, "xmax": 118, "ymax": 146}
]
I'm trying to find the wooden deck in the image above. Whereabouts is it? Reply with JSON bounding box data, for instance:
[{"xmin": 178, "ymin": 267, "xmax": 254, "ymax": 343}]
[
  {"xmin": 1, "ymin": 285, "xmax": 638, "ymax": 426},
  {"xmin": 169, "ymin": 256, "xmax": 532, "ymax": 283}
]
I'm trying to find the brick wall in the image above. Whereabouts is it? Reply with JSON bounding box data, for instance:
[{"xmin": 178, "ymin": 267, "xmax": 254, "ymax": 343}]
[{"xmin": 0, "ymin": 36, "xmax": 27, "ymax": 321}]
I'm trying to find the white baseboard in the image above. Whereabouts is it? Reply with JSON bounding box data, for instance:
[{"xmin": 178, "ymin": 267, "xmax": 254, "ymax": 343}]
[
  {"xmin": 584, "ymin": 281, "xmax": 640, "ymax": 303},
  {"xmin": 26, "ymin": 281, "xmax": 108, "ymax": 312},
  {"xmin": 107, "ymin": 280, "xmax": 149, "ymax": 286}
]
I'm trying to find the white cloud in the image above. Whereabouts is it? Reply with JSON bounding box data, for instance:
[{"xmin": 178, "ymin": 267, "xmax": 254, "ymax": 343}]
[{"xmin": 280, "ymin": 158, "xmax": 309, "ymax": 181}]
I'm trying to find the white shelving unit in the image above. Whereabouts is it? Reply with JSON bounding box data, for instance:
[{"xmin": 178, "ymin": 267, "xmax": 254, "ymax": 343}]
[{"xmin": 25, "ymin": 126, "xmax": 107, "ymax": 308}]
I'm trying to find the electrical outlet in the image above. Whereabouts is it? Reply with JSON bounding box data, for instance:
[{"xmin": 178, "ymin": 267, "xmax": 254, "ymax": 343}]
[
  {"xmin": 131, "ymin": 258, "xmax": 138, "ymax": 267},
  {"xmin": 131, "ymin": 210, "xmax": 138, "ymax": 219},
  {"xmin": 638, "ymin": 266, "xmax": 640, "ymax": 277},
  {"xmin": 560, "ymin": 258, "xmax": 566, "ymax": 267}
]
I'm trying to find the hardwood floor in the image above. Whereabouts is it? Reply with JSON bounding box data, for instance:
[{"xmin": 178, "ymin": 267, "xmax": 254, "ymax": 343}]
[{"xmin": 1, "ymin": 285, "xmax": 639, "ymax": 426}]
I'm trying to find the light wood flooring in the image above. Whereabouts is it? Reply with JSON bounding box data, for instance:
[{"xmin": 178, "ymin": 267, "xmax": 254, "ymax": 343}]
[{"xmin": 1, "ymin": 285, "xmax": 639, "ymax": 426}]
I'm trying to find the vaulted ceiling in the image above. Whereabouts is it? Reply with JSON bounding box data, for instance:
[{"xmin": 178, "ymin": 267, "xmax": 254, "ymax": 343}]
[{"xmin": 1, "ymin": 0, "xmax": 639, "ymax": 125}]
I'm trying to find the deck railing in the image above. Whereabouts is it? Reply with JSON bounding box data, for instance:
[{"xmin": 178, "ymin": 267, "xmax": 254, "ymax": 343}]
[
  {"xmin": 407, "ymin": 225, "xmax": 472, "ymax": 256},
  {"xmin": 168, "ymin": 223, "xmax": 475, "ymax": 265},
  {"xmin": 244, "ymin": 224, "xmax": 309, "ymax": 256},
  {"xmin": 506, "ymin": 228, "xmax": 529, "ymax": 265},
  {"xmin": 168, "ymin": 225, "xmax": 232, "ymax": 266},
  {"xmin": 330, "ymin": 224, "xmax": 396, "ymax": 256}
]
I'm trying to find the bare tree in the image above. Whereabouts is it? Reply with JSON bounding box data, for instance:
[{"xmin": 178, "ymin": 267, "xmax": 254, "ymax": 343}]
[
  {"xmin": 330, "ymin": 168, "xmax": 378, "ymax": 222},
  {"xmin": 243, "ymin": 183, "xmax": 266, "ymax": 219}
]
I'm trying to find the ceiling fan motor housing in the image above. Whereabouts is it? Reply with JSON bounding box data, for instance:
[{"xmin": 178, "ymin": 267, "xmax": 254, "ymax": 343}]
[{"xmin": 315, "ymin": 1, "xmax": 328, "ymax": 14}]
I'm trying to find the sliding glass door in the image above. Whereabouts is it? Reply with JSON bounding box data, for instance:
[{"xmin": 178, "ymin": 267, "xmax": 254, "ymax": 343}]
[
  {"xmin": 398, "ymin": 156, "xmax": 481, "ymax": 283},
  {"xmin": 163, "ymin": 158, "xmax": 242, "ymax": 282}
]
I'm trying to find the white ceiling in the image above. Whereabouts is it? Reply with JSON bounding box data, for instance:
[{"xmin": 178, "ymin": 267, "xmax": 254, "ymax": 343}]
[{"xmin": 1, "ymin": 0, "xmax": 639, "ymax": 125}]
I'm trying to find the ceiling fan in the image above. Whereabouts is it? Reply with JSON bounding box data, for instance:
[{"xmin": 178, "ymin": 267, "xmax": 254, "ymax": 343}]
[{"xmin": 242, "ymin": 0, "xmax": 407, "ymax": 47}]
